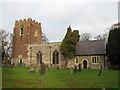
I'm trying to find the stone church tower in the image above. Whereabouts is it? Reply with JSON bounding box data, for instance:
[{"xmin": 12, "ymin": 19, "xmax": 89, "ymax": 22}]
[{"xmin": 12, "ymin": 18, "xmax": 42, "ymax": 66}]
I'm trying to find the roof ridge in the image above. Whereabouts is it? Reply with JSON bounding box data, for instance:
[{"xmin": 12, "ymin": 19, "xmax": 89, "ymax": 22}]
[{"xmin": 79, "ymin": 40, "xmax": 105, "ymax": 42}]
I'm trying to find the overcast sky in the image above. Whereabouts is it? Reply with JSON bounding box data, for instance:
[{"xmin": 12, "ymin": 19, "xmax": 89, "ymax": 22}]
[{"xmin": 0, "ymin": 0, "xmax": 118, "ymax": 42}]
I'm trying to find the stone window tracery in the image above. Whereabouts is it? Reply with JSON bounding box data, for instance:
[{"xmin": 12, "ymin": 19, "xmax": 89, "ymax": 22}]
[
  {"xmin": 52, "ymin": 50, "xmax": 59, "ymax": 64},
  {"xmin": 36, "ymin": 51, "xmax": 42, "ymax": 64}
]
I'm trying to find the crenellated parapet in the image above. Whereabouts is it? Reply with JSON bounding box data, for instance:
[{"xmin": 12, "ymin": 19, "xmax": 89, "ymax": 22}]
[{"xmin": 15, "ymin": 18, "xmax": 41, "ymax": 27}]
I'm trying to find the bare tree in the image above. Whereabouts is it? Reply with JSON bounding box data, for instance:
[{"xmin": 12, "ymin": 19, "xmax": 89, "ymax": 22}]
[
  {"xmin": 42, "ymin": 33, "xmax": 49, "ymax": 43},
  {"xmin": 80, "ymin": 33, "xmax": 92, "ymax": 41},
  {"xmin": 94, "ymin": 35, "xmax": 103, "ymax": 40},
  {"xmin": 0, "ymin": 29, "xmax": 12, "ymax": 63},
  {"xmin": 94, "ymin": 32, "xmax": 108, "ymax": 40}
]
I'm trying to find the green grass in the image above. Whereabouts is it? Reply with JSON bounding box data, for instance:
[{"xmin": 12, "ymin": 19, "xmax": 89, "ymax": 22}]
[{"xmin": 2, "ymin": 67, "xmax": 119, "ymax": 88}]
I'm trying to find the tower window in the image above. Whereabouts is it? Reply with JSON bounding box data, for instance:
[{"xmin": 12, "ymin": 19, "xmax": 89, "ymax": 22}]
[
  {"xmin": 34, "ymin": 29, "xmax": 37, "ymax": 37},
  {"xmin": 20, "ymin": 25, "xmax": 24, "ymax": 36}
]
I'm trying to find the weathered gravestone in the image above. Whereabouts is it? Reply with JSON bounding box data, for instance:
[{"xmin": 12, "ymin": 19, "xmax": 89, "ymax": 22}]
[
  {"xmin": 40, "ymin": 62, "xmax": 45, "ymax": 75},
  {"xmin": 35, "ymin": 64, "xmax": 40, "ymax": 73},
  {"xmin": 49, "ymin": 64, "xmax": 52, "ymax": 70},
  {"xmin": 29, "ymin": 64, "xmax": 35, "ymax": 73},
  {"xmin": 70, "ymin": 67, "xmax": 73, "ymax": 73},
  {"xmin": 45, "ymin": 64, "xmax": 49, "ymax": 70},
  {"xmin": 99, "ymin": 65, "xmax": 103, "ymax": 76},
  {"xmin": 74, "ymin": 66, "xmax": 77, "ymax": 73},
  {"xmin": 78, "ymin": 64, "xmax": 81, "ymax": 72},
  {"xmin": 65, "ymin": 61, "xmax": 67, "ymax": 68},
  {"xmin": 57, "ymin": 65, "xmax": 59, "ymax": 70}
]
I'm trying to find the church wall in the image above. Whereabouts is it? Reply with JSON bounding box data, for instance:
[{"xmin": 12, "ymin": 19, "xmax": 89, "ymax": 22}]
[
  {"xmin": 28, "ymin": 42, "xmax": 66, "ymax": 67},
  {"xmin": 74, "ymin": 55, "xmax": 106, "ymax": 69},
  {"xmin": 27, "ymin": 43, "xmax": 106, "ymax": 69}
]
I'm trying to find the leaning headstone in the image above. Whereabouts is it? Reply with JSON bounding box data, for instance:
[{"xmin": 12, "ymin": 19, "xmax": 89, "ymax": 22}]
[
  {"xmin": 78, "ymin": 64, "xmax": 81, "ymax": 71},
  {"xmin": 74, "ymin": 66, "xmax": 77, "ymax": 73},
  {"xmin": 40, "ymin": 62, "xmax": 45, "ymax": 75}
]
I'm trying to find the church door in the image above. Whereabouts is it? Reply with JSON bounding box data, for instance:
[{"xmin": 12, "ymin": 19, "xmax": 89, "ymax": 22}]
[{"xmin": 83, "ymin": 60, "xmax": 87, "ymax": 69}]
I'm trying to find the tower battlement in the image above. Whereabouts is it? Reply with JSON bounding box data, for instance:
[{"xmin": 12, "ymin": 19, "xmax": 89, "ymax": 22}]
[{"xmin": 15, "ymin": 18, "xmax": 41, "ymax": 27}]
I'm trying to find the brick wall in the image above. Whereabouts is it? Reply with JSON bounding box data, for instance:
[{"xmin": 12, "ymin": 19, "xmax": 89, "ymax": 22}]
[{"xmin": 12, "ymin": 18, "xmax": 42, "ymax": 65}]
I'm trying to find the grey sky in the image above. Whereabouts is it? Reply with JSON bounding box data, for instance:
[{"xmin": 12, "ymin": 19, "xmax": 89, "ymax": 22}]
[{"xmin": 0, "ymin": 0, "xmax": 118, "ymax": 42}]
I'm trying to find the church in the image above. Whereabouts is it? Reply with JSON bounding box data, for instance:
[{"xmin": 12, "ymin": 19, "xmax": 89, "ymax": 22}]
[{"xmin": 12, "ymin": 18, "xmax": 108, "ymax": 69}]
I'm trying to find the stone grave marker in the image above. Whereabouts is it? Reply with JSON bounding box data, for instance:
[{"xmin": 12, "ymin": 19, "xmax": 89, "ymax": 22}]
[
  {"xmin": 78, "ymin": 64, "xmax": 81, "ymax": 71},
  {"xmin": 74, "ymin": 66, "xmax": 77, "ymax": 73},
  {"xmin": 40, "ymin": 62, "xmax": 45, "ymax": 75},
  {"xmin": 70, "ymin": 67, "xmax": 73, "ymax": 73},
  {"xmin": 35, "ymin": 64, "xmax": 40, "ymax": 73},
  {"xmin": 29, "ymin": 64, "xmax": 35, "ymax": 73},
  {"xmin": 57, "ymin": 65, "xmax": 59, "ymax": 70}
]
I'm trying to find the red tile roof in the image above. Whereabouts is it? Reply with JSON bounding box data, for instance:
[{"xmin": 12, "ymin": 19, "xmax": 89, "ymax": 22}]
[{"xmin": 75, "ymin": 40, "xmax": 106, "ymax": 56}]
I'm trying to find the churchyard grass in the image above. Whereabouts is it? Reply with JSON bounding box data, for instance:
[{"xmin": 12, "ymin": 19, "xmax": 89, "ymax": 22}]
[{"xmin": 2, "ymin": 67, "xmax": 119, "ymax": 88}]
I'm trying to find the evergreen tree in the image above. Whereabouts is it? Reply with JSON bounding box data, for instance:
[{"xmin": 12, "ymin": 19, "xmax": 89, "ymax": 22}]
[
  {"xmin": 60, "ymin": 26, "xmax": 80, "ymax": 67},
  {"xmin": 106, "ymin": 24, "xmax": 120, "ymax": 69}
]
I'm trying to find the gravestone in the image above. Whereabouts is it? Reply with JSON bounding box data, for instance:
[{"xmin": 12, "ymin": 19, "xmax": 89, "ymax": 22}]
[
  {"xmin": 99, "ymin": 65, "xmax": 103, "ymax": 76},
  {"xmin": 88, "ymin": 67, "xmax": 91, "ymax": 69},
  {"xmin": 78, "ymin": 64, "xmax": 81, "ymax": 71},
  {"xmin": 29, "ymin": 64, "xmax": 35, "ymax": 73},
  {"xmin": 57, "ymin": 65, "xmax": 59, "ymax": 70},
  {"xmin": 45, "ymin": 64, "xmax": 49, "ymax": 70},
  {"xmin": 74, "ymin": 66, "xmax": 77, "ymax": 73},
  {"xmin": 70, "ymin": 67, "xmax": 73, "ymax": 73},
  {"xmin": 49, "ymin": 64, "xmax": 52, "ymax": 70},
  {"xmin": 65, "ymin": 61, "xmax": 67, "ymax": 68},
  {"xmin": 40, "ymin": 62, "xmax": 45, "ymax": 75},
  {"xmin": 35, "ymin": 64, "xmax": 40, "ymax": 73}
]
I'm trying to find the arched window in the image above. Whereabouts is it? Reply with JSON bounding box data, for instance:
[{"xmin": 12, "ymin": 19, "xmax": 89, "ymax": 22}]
[
  {"xmin": 52, "ymin": 50, "xmax": 59, "ymax": 64},
  {"xmin": 36, "ymin": 51, "xmax": 42, "ymax": 64},
  {"xmin": 76, "ymin": 58, "xmax": 78, "ymax": 63}
]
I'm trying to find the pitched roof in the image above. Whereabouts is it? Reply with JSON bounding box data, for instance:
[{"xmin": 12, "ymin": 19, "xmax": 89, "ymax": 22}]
[{"xmin": 75, "ymin": 40, "xmax": 106, "ymax": 56}]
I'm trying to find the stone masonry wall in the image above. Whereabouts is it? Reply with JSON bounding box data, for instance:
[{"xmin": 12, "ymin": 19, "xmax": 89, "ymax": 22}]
[
  {"xmin": 74, "ymin": 55, "xmax": 106, "ymax": 69},
  {"xmin": 27, "ymin": 42, "xmax": 66, "ymax": 67},
  {"xmin": 27, "ymin": 42, "xmax": 106, "ymax": 69}
]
